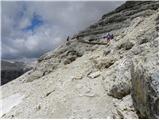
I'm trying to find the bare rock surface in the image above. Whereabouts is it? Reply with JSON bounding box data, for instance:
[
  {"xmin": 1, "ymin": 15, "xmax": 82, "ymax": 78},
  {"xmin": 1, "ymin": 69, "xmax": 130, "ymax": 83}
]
[
  {"xmin": 0, "ymin": 1, "xmax": 158, "ymax": 119},
  {"xmin": 131, "ymin": 53, "xmax": 159, "ymax": 119}
]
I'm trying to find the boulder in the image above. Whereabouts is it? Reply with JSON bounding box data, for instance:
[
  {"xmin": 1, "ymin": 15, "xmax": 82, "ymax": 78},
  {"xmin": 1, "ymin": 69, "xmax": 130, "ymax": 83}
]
[
  {"xmin": 131, "ymin": 55, "xmax": 159, "ymax": 118},
  {"xmin": 92, "ymin": 57, "xmax": 117, "ymax": 70},
  {"xmin": 63, "ymin": 50, "xmax": 83, "ymax": 65},
  {"xmin": 27, "ymin": 70, "xmax": 44, "ymax": 82},
  {"xmin": 117, "ymin": 41, "xmax": 134, "ymax": 50},
  {"xmin": 64, "ymin": 56, "xmax": 77, "ymax": 65},
  {"xmin": 108, "ymin": 81, "xmax": 131, "ymax": 99}
]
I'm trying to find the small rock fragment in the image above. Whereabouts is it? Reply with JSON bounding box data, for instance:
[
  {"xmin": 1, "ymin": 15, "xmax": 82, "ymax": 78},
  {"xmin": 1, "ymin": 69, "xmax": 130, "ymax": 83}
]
[
  {"xmin": 87, "ymin": 71, "xmax": 101, "ymax": 79},
  {"xmin": 72, "ymin": 75, "xmax": 83, "ymax": 81}
]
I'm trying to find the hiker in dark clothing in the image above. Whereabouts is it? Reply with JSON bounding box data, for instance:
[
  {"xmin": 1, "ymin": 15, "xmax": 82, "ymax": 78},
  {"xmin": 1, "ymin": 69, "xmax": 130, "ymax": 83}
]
[
  {"xmin": 66, "ymin": 36, "xmax": 70, "ymax": 41},
  {"xmin": 110, "ymin": 34, "xmax": 114, "ymax": 39}
]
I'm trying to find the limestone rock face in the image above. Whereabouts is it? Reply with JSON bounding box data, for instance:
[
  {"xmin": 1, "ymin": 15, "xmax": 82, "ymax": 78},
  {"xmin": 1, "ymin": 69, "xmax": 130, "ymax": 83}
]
[
  {"xmin": 131, "ymin": 53, "xmax": 159, "ymax": 119},
  {"xmin": 0, "ymin": 1, "xmax": 159, "ymax": 119}
]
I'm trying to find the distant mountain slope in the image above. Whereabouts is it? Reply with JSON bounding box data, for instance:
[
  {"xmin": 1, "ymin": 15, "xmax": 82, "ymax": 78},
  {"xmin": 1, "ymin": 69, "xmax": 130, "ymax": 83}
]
[
  {"xmin": 1, "ymin": 60, "xmax": 33, "ymax": 85},
  {"xmin": 1, "ymin": 1, "xmax": 159, "ymax": 119}
]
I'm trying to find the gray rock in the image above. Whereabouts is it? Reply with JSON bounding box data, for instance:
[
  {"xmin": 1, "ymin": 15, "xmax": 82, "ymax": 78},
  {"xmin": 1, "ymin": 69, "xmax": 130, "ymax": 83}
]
[
  {"xmin": 131, "ymin": 56, "xmax": 159, "ymax": 118},
  {"xmin": 108, "ymin": 81, "xmax": 131, "ymax": 99},
  {"xmin": 103, "ymin": 49, "xmax": 110, "ymax": 56},
  {"xmin": 92, "ymin": 57, "xmax": 117, "ymax": 70},
  {"xmin": 27, "ymin": 70, "xmax": 44, "ymax": 82},
  {"xmin": 138, "ymin": 38, "xmax": 149, "ymax": 45},
  {"xmin": 117, "ymin": 41, "xmax": 134, "ymax": 50},
  {"xmin": 87, "ymin": 71, "xmax": 101, "ymax": 79},
  {"xmin": 131, "ymin": 46, "xmax": 143, "ymax": 55},
  {"xmin": 63, "ymin": 50, "xmax": 83, "ymax": 65},
  {"xmin": 64, "ymin": 56, "xmax": 77, "ymax": 65}
]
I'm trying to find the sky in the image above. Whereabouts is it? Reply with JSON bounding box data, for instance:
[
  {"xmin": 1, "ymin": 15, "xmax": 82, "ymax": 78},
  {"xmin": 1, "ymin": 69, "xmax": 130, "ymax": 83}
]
[{"xmin": 1, "ymin": 1, "xmax": 125, "ymax": 60}]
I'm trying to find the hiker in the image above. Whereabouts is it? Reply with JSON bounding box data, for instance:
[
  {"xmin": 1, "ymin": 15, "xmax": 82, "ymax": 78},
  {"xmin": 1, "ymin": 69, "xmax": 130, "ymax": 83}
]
[
  {"xmin": 110, "ymin": 33, "xmax": 114, "ymax": 39},
  {"xmin": 66, "ymin": 36, "xmax": 70, "ymax": 41},
  {"xmin": 105, "ymin": 33, "xmax": 114, "ymax": 42}
]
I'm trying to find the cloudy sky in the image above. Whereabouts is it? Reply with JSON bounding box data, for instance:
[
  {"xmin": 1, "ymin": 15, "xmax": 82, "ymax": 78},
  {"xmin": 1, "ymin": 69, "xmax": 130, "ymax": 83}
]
[{"xmin": 1, "ymin": 1, "xmax": 124, "ymax": 60}]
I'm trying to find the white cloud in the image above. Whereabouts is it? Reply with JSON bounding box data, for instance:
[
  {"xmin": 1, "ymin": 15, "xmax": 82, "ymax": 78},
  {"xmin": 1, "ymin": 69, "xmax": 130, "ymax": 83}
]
[{"xmin": 18, "ymin": 18, "xmax": 31, "ymax": 29}]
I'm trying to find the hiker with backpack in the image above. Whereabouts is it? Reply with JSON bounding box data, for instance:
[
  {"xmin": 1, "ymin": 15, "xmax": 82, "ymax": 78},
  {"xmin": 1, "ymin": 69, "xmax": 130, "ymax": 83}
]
[{"xmin": 103, "ymin": 33, "xmax": 114, "ymax": 42}]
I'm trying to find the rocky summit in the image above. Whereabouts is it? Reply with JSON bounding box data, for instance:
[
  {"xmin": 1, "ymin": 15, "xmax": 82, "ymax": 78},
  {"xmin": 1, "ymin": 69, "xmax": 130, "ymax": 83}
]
[{"xmin": 0, "ymin": 1, "xmax": 159, "ymax": 119}]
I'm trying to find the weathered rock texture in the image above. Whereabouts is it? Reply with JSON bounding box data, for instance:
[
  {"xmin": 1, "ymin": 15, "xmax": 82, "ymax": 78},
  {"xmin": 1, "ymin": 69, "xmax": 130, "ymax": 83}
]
[
  {"xmin": 0, "ymin": 1, "xmax": 159, "ymax": 119},
  {"xmin": 131, "ymin": 53, "xmax": 159, "ymax": 119}
]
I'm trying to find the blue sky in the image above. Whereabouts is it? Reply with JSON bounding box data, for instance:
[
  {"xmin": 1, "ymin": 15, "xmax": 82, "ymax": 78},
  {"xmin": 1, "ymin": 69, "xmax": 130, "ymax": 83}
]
[
  {"xmin": 23, "ymin": 14, "xmax": 43, "ymax": 32},
  {"xmin": 1, "ymin": 1, "xmax": 124, "ymax": 59}
]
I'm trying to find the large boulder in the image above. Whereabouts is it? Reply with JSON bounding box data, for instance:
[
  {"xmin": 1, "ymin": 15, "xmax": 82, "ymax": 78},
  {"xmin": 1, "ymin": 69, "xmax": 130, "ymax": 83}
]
[
  {"xmin": 107, "ymin": 58, "xmax": 133, "ymax": 99},
  {"xmin": 92, "ymin": 56, "xmax": 117, "ymax": 70},
  {"xmin": 108, "ymin": 81, "xmax": 131, "ymax": 99},
  {"xmin": 117, "ymin": 41, "xmax": 134, "ymax": 50},
  {"xmin": 131, "ymin": 54, "xmax": 159, "ymax": 118}
]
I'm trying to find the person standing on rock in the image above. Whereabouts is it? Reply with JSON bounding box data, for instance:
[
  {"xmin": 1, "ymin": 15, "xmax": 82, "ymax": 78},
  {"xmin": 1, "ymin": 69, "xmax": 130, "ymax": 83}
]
[
  {"xmin": 66, "ymin": 36, "xmax": 71, "ymax": 45},
  {"xmin": 66, "ymin": 36, "xmax": 70, "ymax": 41}
]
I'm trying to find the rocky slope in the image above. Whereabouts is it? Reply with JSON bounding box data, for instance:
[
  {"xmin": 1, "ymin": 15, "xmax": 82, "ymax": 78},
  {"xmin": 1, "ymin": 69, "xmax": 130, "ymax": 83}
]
[
  {"xmin": 1, "ymin": 60, "xmax": 34, "ymax": 85},
  {"xmin": 0, "ymin": 1, "xmax": 159, "ymax": 119}
]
